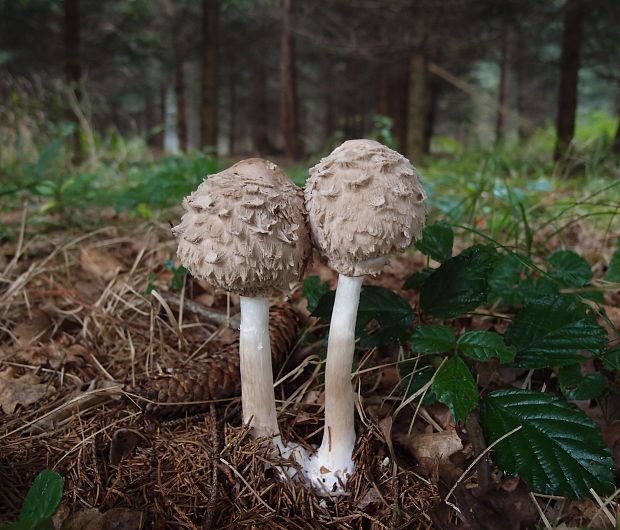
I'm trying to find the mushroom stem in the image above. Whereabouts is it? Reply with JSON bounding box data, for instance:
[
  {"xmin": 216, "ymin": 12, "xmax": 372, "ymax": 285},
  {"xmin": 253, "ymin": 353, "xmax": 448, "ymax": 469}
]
[
  {"xmin": 317, "ymin": 273, "xmax": 364, "ymax": 484},
  {"xmin": 239, "ymin": 296, "xmax": 280, "ymax": 440}
]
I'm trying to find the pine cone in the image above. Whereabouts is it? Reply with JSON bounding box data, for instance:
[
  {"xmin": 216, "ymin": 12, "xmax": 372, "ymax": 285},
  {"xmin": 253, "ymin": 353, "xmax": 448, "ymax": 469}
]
[{"xmin": 134, "ymin": 301, "xmax": 300, "ymax": 417}]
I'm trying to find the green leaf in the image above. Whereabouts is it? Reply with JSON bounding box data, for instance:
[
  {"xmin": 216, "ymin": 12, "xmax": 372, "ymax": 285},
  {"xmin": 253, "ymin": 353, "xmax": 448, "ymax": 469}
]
[
  {"xmin": 505, "ymin": 295, "xmax": 608, "ymax": 368},
  {"xmin": 604, "ymin": 237, "xmax": 620, "ymax": 282},
  {"xmin": 410, "ymin": 325, "xmax": 455, "ymax": 353},
  {"xmin": 480, "ymin": 389, "xmax": 615, "ymax": 499},
  {"xmin": 303, "ymin": 275, "xmax": 331, "ymax": 313},
  {"xmin": 19, "ymin": 470, "xmax": 64, "ymax": 525},
  {"xmin": 431, "ymin": 355, "xmax": 478, "ymax": 423},
  {"xmin": 401, "ymin": 364, "xmax": 437, "ymax": 405},
  {"xmin": 558, "ymin": 365, "xmax": 607, "ymax": 401},
  {"xmin": 488, "ymin": 253, "xmax": 526, "ymax": 306},
  {"xmin": 420, "ymin": 245, "xmax": 500, "ymax": 319},
  {"xmin": 415, "ymin": 221, "xmax": 453, "ymax": 262},
  {"xmin": 403, "ymin": 267, "xmax": 434, "ymax": 291},
  {"xmin": 313, "ymin": 286, "xmax": 415, "ymax": 346},
  {"xmin": 603, "ymin": 347, "xmax": 620, "ymax": 371},
  {"xmin": 457, "ymin": 331, "xmax": 516, "ymax": 364},
  {"xmin": 547, "ymin": 250, "xmax": 593, "ymax": 288}
]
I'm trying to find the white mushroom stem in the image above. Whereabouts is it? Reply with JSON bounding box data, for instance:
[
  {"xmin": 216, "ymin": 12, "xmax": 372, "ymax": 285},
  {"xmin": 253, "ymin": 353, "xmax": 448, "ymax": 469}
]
[
  {"xmin": 315, "ymin": 274, "xmax": 364, "ymax": 488},
  {"xmin": 239, "ymin": 296, "xmax": 280, "ymax": 440}
]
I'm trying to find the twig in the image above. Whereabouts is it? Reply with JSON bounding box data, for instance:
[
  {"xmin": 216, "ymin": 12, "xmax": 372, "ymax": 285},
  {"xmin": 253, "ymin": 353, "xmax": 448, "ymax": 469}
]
[
  {"xmin": 464, "ymin": 411, "xmax": 491, "ymax": 493},
  {"xmin": 160, "ymin": 291, "xmax": 240, "ymax": 330}
]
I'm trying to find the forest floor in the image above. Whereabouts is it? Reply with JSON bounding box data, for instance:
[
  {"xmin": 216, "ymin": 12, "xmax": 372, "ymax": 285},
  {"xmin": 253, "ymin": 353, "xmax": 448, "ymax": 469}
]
[{"xmin": 0, "ymin": 156, "xmax": 619, "ymax": 529}]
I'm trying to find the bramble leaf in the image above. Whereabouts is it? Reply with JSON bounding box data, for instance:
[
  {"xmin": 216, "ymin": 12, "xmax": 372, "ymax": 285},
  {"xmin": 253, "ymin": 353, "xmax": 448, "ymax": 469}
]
[
  {"xmin": 558, "ymin": 365, "xmax": 606, "ymax": 401},
  {"xmin": 480, "ymin": 389, "xmax": 615, "ymax": 499},
  {"xmin": 547, "ymin": 250, "xmax": 592, "ymax": 288},
  {"xmin": 303, "ymin": 275, "xmax": 331, "ymax": 313},
  {"xmin": 457, "ymin": 331, "xmax": 516, "ymax": 364},
  {"xmin": 432, "ymin": 355, "xmax": 478, "ymax": 423},
  {"xmin": 604, "ymin": 236, "xmax": 620, "ymax": 282},
  {"xmin": 415, "ymin": 221, "xmax": 453, "ymax": 262},
  {"xmin": 505, "ymin": 295, "xmax": 607, "ymax": 368},
  {"xmin": 410, "ymin": 325, "xmax": 455, "ymax": 353}
]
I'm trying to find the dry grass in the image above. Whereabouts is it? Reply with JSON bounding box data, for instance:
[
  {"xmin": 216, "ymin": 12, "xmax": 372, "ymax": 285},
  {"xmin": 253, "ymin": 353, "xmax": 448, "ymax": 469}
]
[{"xmin": 0, "ymin": 216, "xmax": 439, "ymax": 528}]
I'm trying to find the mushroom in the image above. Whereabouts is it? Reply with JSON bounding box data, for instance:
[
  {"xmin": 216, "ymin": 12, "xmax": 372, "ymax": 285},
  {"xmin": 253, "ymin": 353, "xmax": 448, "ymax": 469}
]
[
  {"xmin": 172, "ymin": 158, "xmax": 311, "ymax": 445},
  {"xmin": 304, "ymin": 139, "xmax": 426, "ymax": 493}
]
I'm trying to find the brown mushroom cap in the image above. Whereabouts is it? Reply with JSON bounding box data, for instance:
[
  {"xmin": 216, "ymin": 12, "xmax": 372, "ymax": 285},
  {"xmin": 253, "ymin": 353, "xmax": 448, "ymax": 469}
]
[
  {"xmin": 304, "ymin": 139, "xmax": 426, "ymax": 276},
  {"xmin": 173, "ymin": 158, "xmax": 311, "ymax": 296}
]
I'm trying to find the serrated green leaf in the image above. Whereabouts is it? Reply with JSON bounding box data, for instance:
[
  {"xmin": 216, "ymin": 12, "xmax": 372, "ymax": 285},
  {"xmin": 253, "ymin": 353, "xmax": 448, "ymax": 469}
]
[
  {"xmin": 415, "ymin": 221, "xmax": 453, "ymax": 262},
  {"xmin": 303, "ymin": 275, "xmax": 332, "ymax": 313},
  {"xmin": 410, "ymin": 325, "xmax": 455, "ymax": 353},
  {"xmin": 603, "ymin": 347, "xmax": 620, "ymax": 371},
  {"xmin": 457, "ymin": 331, "xmax": 516, "ymax": 364},
  {"xmin": 403, "ymin": 267, "xmax": 434, "ymax": 291},
  {"xmin": 488, "ymin": 253, "xmax": 526, "ymax": 306},
  {"xmin": 420, "ymin": 245, "xmax": 500, "ymax": 319},
  {"xmin": 432, "ymin": 355, "xmax": 478, "ymax": 423},
  {"xmin": 505, "ymin": 295, "xmax": 608, "ymax": 368},
  {"xmin": 605, "ymin": 237, "xmax": 620, "ymax": 282},
  {"xmin": 547, "ymin": 250, "xmax": 593, "ymax": 288},
  {"xmin": 313, "ymin": 286, "xmax": 414, "ymax": 346},
  {"xmin": 480, "ymin": 389, "xmax": 615, "ymax": 499},
  {"xmin": 401, "ymin": 364, "xmax": 437, "ymax": 405},
  {"xmin": 19, "ymin": 470, "xmax": 64, "ymax": 524},
  {"xmin": 558, "ymin": 365, "xmax": 607, "ymax": 401}
]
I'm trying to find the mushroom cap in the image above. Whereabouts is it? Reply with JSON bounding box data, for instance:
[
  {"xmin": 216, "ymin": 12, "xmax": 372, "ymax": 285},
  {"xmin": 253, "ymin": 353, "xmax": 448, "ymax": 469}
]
[
  {"xmin": 304, "ymin": 139, "xmax": 426, "ymax": 276},
  {"xmin": 173, "ymin": 158, "xmax": 311, "ymax": 297}
]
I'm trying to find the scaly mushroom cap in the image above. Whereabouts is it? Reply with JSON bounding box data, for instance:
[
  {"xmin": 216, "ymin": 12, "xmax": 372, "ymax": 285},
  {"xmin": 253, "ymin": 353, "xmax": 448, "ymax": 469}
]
[
  {"xmin": 304, "ymin": 139, "xmax": 426, "ymax": 276},
  {"xmin": 173, "ymin": 158, "xmax": 311, "ymax": 296}
]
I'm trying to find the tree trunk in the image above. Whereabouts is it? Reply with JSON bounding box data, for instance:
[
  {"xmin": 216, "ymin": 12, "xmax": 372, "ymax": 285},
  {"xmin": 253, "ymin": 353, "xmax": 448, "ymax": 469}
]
[
  {"xmin": 376, "ymin": 63, "xmax": 390, "ymax": 117},
  {"xmin": 200, "ymin": 0, "xmax": 218, "ymax": 150},
  {"xmin": 613, "ymin": 115, "xmax": 620, "ymax": 156},
  {"xmin": 63, "ymin": 0, "xmax": 81, "ymax": 160},
  {"xmin": 406, "ymin": 51, "xmax": 426, "ymax": 162},
  {"xmin": 228, "ymin": 68, "xmax": 236, "ymax": 155},
  {"xmin": 554, "ymin": 0, "xmax": 584, "ymax": 161},
  {"xmin": 174, "ymin": 67, "xmax": 187, "ymax": 152},
  {"xmin": 252, "ymin": 61, "xmax": 270, "ymax": 155},
  {"xmin": 515, "ymin": 30, "xmax": 528, "ymax": 142},
  {"xmin": 495, "ymin": 27, "xmax": 512, "ymax": 145},
  {"xmin": 324, "ymin": 62, "xmax": 336, "ymax": 143},
  {"xmin": 392, "ymin": 61, "xmax": 409, "ymax": 152},
  {"xmin": 154, "ymin": 83, "xmax": 166, "ymax": 152},
  {"xmin": 423, "ymin": 76, "xmax": 440, "ymax": 155},
  {"xmin": 280, "ymin": 0, "xmax": 300, "ymax": 159}
]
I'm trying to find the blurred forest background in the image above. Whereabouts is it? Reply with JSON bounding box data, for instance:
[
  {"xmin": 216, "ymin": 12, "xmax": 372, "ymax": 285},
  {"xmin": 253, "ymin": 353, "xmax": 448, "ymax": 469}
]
[{"xmin": 0, "ymin": 0, "xmax": 619, "ymax": 220}]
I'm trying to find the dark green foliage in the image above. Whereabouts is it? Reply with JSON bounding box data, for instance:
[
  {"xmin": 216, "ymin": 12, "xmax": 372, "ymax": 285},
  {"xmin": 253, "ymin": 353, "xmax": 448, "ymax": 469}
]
[
  {"xmin": 409, "ymin": 325, "xmax": 455, "ymax": 353},
  {"xmin": 432, "ymin": 355, "xmax": 478, "ymax": 423},
  {"xmin": 0, "ymin": 470, "xmax": 64, "ymax": 530},
  {"xmin": 402, "ymin": 267, "xmax": 434, "ymax": 290},
  {"xmin": 401, "ymin": 364, "xmax": 437, "ymax": 405},
  {"xmin": 481, "ymin": 389, "xmax": 615, "ymax": 499},
  {"xmin": 313, "ymin": 286, "xmax": 415, "ymax": 346},
  {"xmin": 488, "ymin": 253, "xmax": 527, "ymax": 306},
  {"xmin": 420, "ymin": 245, "xmax": 500, "ymax": 318},
  {"xmin": 303, "ymin": 275, "xmax": 331, "ymax": 313},
  {"xmin": 456, "ymin": 331, "xmax": 516, "ymax": 364},
  {"xmin": 604, "ymin": 236, "xmax": 620, "ymax": 282},
  {"xmin": 558, "ymin": 364, "xmax": 607, "ymax": 400},
  {"xmin": 603, "ymin": 347, "xmax": 620, "ymax": 371},
  {"xmin": 546, "ymin": 250, "xmax": 593, "ymax": 288},
  {"xmin": 165, "ymin": 260, "xmax": 188, "ymax": 291},
  {"xmin": 505, "ymin": 295, "xmax": 608, "ymax": 368},
  {"xmin": 415, "ymin": 221, "xmax": 454, "ymax": 263}
]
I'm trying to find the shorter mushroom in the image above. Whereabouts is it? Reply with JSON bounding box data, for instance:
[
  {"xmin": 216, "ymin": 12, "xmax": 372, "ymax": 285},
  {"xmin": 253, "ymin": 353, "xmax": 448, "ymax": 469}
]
[
  {"xmin": 172, "ymin": 158, "xmax": 311, "ymax": 448},
  {"xmin": 304, "ymin": 139, "xmax": 427, "ymax": 494}
]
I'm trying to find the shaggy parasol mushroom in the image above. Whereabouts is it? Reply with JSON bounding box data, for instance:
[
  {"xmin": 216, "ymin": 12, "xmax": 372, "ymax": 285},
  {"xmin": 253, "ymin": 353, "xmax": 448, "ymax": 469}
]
[
  {"xmin": 304, "ymin": 139, "xmax": 426, "ymax": 493},
  {"xmin": 172, "ymin": 158, "xmax": 311, "ymax": 442}
]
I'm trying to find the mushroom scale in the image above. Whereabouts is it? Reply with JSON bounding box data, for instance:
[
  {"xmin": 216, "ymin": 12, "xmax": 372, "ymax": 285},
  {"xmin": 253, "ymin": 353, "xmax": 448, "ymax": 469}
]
[
  {"xmin": 304, "ymin": 139, "xmax": 426, "ymax": 276},
  {"xmin": 173, "ymin": 158, "xmax": 311, "ymax": 296}
]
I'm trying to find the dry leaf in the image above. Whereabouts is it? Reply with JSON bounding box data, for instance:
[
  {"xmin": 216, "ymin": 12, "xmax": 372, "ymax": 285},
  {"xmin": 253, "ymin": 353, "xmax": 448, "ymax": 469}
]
[
  {"xmin": 80, "ymin": 247, "xmax": 124, "ymax": 282},
  {"xmin": 395, "ymin": 427, "xmax": 463, "ymax": 464},
  {"xmin": 13, "ymin": 309, "xmax": 53, "ymax": 347},
  {"xmin": 0, "ymin": 368, "xmax": 50, "ymax": 414}
]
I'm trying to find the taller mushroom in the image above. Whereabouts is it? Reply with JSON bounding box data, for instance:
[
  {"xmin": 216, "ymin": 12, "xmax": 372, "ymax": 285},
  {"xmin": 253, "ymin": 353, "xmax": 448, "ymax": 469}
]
[
  {"xmin": 173, "ymin": 158, "xmax": 311, "ymax": 442},
  {"xmin": 304, "ymin": 139, "xmax": 426, "ymax": 493}
]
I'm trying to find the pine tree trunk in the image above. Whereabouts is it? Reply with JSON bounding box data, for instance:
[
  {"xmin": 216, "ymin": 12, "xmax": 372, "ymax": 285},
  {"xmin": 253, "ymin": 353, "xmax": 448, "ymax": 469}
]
[
  {"xmin": 515, "ymin": 30, "xmax": 528, "ymax": 142},
  {"xmin": 424, "ymin": 76, "xmax": 440, "ymax": 155},
  {"xmin": 495, "ymin": 27, "xmax": 512, "ymax": 145},
  {"xmin": 393, "ymin": 61, "xmax": 409, "ymax": 152},
  {"xmin": 154, "ymin": 83, "xmax": 166, "ymax": 152},
  {"xmin": 376, "ymin": 63, "xmax": 390, "ymax": 118},
  {"xmin": 280, "ymin": 0, "xmax": 300, "ymax": 159},
  {"xmin": 324, "ymin": 62, "xmax": 335, "ymax": 142},
  {"xmin": 174, "ymin": 67, "xmax": 187, "ymax": 152},
  {"xmin": 63, "ymin": 0, "xmax": 81, "ymax": 160},
  {"xmin": 228, "ymin": 69, "xmax": 236, "ymax": 155},
  {"xmin": 406, "ymin": 50, "xmax": 426, "ymax": 162},
  {"xmin": 554, "ymin": 0, "xmax": 584, "ymax": 162},
  {"xmin": 252, "ymin": 61, "xmax": 269, "ymax": 155},
  {"xmin": 200, "ymin": 0, "xmax": 218, "ymax": 150}
]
